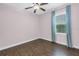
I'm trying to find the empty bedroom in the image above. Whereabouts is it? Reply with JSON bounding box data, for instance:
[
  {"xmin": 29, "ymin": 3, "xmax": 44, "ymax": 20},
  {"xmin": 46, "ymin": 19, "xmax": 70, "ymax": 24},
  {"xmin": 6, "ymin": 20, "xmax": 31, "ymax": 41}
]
[{"xmin": 0, "ymin": 3, "xmax": 79, "ymax": 56}]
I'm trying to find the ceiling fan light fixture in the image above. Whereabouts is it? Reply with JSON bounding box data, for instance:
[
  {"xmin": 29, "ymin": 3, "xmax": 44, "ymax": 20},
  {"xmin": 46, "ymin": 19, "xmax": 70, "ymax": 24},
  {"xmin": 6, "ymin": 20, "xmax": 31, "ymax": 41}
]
[
  {"xmin": 34, "ymin": 5, "xmax": 40, "ymax": 10},
  {"xmin": 25, "ymin": 3, "xmax": 48, "ymax": 13}
]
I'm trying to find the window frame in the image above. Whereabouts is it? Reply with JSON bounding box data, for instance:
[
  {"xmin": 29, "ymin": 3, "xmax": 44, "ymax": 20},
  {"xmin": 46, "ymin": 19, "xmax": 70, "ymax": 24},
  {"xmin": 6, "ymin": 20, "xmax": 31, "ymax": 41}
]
[{"xmin": 55, "ymin": 14, "xmax": 67, "ymax": 34}]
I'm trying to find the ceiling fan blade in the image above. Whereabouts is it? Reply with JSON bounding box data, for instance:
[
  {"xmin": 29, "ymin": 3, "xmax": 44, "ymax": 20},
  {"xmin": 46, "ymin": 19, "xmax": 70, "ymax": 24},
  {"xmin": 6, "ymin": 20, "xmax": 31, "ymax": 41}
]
[
  {"xmin": 34, "ymin": 9, "xmax": 37, "ymax": 13},
  {"xmin": 40, "ymin": 8, "xmax": 46, "ymax": 11},
  {"xmin": 36, "ymin": 3, "xmax": 39, "ymax": 5},
  {"xmin": 25, "ymin": 7, "xmax": 33, "ymax": 9},
  {"xmin": 40, "ymin": 3, "xmax": 48, "ymax": 6}
]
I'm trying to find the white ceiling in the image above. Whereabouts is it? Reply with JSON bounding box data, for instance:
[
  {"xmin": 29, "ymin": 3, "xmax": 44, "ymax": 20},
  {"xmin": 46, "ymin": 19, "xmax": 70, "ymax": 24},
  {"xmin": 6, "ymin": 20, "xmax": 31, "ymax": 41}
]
[{"xmin": 5, "ymin": 3, "xmax": 66, "ymax": 15}]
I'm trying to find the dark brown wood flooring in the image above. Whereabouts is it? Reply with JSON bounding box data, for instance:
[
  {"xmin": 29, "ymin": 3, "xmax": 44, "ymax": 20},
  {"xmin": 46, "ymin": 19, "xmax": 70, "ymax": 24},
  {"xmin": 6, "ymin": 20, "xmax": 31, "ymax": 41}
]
[{"xmin": 0, "ymin": 39, "xmax": 79, "ymax": 56}]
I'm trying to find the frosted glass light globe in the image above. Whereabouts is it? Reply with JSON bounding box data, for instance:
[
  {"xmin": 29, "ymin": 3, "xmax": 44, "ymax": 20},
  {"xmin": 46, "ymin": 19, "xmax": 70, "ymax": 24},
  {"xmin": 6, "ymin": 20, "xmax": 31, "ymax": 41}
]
[{"xmin": 34, "ymin": 5, "xmax": 39, "ymax": 9}]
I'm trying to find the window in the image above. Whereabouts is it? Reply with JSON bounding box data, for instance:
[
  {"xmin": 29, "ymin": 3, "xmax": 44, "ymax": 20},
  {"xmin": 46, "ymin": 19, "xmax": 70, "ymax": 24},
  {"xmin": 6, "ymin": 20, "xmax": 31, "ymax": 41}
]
[{"xmin": 55, "ymin": 14, "xmax": 66, "ymax": 33}]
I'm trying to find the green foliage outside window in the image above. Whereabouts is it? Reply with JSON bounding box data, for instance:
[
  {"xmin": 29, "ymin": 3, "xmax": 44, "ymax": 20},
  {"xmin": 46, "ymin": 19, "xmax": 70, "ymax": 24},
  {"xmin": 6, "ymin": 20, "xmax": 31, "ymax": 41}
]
[{"xmin": 56, "ymin": 24, "xmax": 66, "ymax": 33}]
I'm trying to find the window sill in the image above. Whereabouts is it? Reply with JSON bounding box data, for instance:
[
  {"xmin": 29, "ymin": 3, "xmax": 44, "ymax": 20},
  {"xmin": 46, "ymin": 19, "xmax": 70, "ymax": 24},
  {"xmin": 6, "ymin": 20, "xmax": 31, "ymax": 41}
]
[{"xmin": 56, "ymin": 33, "xmax": 67, "ymax": 35}]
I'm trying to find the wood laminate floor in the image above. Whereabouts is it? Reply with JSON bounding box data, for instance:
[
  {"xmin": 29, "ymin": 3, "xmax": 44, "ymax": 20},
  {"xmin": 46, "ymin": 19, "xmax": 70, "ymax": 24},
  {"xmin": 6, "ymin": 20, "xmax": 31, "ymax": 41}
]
[{"xmin": 0, "ymin": 39, "xmax": 79, "ymax": 56}]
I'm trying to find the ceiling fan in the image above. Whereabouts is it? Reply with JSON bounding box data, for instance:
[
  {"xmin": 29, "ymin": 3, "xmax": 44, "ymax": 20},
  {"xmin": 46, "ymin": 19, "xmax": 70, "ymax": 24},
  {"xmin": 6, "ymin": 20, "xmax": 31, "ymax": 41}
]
[{"xmin": 25, "ymin": 3, "xmax": 48, "ymax": 13}]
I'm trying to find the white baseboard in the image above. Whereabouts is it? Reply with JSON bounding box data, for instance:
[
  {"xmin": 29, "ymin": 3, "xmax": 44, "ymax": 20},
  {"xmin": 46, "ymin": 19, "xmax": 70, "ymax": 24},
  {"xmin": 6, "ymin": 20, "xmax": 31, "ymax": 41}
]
[
  {"xmin": 37, "ymin": 38, "xmax": 79, "ymax": 49},
  {"xmin": 73, "ymin": 45, "xmax": 79, "ymax": 49},
  {"xmin": 55, "ymin": 41, "xmax": 67, "ymax": 46},
  {"xmin": 0, "ymin": 38, "xmax": 38, "ymax": 51},
  {"xmin": 39, "ymin": 38, "xmax": 52, "ymax": 41},
  {"xmin": 0, "ymin": 38, "xmax": 79, "ymax": 51}
]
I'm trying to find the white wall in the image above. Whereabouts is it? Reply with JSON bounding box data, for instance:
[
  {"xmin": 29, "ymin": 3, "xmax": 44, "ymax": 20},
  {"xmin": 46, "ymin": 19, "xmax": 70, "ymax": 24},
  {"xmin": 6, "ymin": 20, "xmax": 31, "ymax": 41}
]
[
  {"xmin": 39, "ymin": 4, "xmax": 79, "ymax": 48},
  {"xmin": 39, "ymin": 12, "xmax": 52, "ymax": 41},
  {"xmin": 71, "ymin": 3, "xmax": 79, "ymax": 49},
  {"xmin": 0, "ymin": 4, "xmax": 40, "ymax": 50}
]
